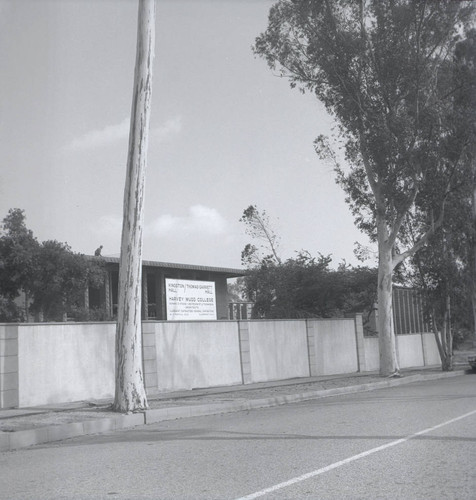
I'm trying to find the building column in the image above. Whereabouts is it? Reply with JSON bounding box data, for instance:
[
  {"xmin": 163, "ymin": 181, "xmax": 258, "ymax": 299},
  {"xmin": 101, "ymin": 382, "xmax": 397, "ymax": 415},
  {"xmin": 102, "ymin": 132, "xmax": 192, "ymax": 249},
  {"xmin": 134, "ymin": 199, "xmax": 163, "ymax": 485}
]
[
  {"xmin": 238, "ymin": 321, "xmax": 252, "ymax": 384},
  {"xmin": 159, "ymin": 271, "xmax": 166, "ymax": 320},
  {"xmin": 0, "ymin": 325, "xmax": 19, "ymax": 409},
  {"xmin": 142, "ymin": 268, "xmax": 148, "ymax": 320},
  {"xmin": 354, "ymin": 313, "xmax": 367, "ymax": 373},
  {"xmin": 306, "ymin": 320, "xmax": 318, "ymax": 377},
  {"xmin": 105, "ymin": 270, "xmax": 112, "ymax": 318},
  {"xmin": 142, "ymin": 322, "xmax": 158, "ymax": 395}
]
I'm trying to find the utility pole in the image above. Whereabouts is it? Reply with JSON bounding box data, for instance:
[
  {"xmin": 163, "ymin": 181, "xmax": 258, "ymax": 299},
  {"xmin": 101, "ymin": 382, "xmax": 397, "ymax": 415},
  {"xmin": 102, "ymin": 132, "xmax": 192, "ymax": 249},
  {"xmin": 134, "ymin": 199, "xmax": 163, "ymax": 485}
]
[{"xmin": 113, "ymin": 0, "xmax": 156, "ymax": 413}]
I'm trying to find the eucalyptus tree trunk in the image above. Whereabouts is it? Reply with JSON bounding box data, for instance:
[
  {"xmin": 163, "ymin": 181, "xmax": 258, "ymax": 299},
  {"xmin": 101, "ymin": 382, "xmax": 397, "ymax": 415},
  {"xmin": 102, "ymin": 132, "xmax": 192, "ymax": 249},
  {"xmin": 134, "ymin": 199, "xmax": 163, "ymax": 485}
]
[
  {"xmin": 377, "ymin": 223, "xmax": 399, "ymax": 377},
  {"xmin": 113, "ymin": 0, "xmax": 156, "ymax": 413},
  {"xmin": 430, "ymin": 295, "xmax": 453, "ymax": 371},
  {"xmin": 442, "ymin": 294, "xmax": 453, "ymax": 371}
]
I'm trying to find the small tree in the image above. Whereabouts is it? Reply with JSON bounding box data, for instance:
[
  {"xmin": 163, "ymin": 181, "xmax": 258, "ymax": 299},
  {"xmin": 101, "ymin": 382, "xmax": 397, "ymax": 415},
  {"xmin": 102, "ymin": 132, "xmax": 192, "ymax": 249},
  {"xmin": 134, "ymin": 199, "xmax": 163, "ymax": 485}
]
[
  {"xmin": 29, "ymin": 240, "xmax": 106, "ymax": 322},
  {"xmin": 240, "ymin": 205, "xmax": 282, "ymax": 266}
]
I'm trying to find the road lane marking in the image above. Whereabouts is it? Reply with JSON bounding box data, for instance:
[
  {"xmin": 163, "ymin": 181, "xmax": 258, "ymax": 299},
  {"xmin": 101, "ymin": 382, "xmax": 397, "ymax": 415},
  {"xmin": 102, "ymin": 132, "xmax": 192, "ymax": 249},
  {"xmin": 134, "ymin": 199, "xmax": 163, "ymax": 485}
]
[{"xmin": 235, "ymin": 408, "xmax": 476, "ymax": 500}]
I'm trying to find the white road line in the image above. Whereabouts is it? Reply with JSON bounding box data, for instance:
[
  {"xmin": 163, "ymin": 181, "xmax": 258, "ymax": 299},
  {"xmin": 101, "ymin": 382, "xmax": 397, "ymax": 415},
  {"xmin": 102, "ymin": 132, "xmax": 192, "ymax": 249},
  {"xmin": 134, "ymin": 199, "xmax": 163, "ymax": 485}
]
[{"xmin": 235, "ymin": 408, "xmax": 476, "ymax": 500}]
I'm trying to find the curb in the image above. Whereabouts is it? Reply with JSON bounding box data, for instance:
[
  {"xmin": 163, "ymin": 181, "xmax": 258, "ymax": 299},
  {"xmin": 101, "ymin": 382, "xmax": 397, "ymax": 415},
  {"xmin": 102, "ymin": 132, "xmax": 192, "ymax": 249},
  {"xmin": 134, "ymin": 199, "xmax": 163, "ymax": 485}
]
[
  {"xmin": 144, "ymin": 370, "xmax": 465, "ymax": 423},
  {"xmin": 0, "ymin": 412, "xmax": 145, "ymax": 453},
  {"xmin": 0, "ymin": 370, "xmax": 466, "ymax": 452}
]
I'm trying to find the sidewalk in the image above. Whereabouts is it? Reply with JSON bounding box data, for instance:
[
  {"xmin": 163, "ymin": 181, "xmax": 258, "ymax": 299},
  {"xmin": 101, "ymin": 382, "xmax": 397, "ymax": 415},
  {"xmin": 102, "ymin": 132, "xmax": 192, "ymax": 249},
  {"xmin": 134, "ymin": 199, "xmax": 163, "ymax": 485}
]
[{"xmin": 1, "ymin": 362, "xmax": 472, "ymax": 453}]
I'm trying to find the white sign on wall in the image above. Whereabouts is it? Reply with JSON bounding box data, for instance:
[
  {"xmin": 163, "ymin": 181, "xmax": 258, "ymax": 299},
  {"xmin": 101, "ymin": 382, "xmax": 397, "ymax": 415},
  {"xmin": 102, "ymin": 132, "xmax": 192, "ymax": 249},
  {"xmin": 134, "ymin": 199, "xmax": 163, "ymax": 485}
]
[{"xmin": 165, "ymin": 278, "xmax": 217, "ymax": 320}]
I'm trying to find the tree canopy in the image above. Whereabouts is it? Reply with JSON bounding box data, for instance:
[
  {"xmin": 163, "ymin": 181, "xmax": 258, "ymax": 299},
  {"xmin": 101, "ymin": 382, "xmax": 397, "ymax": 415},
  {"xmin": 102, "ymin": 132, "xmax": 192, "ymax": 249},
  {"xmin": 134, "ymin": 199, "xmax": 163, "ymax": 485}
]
[
  {"xmin": 0, "ymin": 209, "xmax": 106, "ymax": 322},
  {"xmin": 243, "ymin": 250, "xmax": 378, "ymax": 323}
]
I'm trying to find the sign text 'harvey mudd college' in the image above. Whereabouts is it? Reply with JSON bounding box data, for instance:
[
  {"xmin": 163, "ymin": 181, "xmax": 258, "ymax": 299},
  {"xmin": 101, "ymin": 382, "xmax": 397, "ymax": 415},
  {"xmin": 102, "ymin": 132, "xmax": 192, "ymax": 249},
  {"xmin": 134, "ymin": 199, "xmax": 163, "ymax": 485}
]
[{"xmin": 165, "ymin": 278, "xmax": 217, "ymax": 320}]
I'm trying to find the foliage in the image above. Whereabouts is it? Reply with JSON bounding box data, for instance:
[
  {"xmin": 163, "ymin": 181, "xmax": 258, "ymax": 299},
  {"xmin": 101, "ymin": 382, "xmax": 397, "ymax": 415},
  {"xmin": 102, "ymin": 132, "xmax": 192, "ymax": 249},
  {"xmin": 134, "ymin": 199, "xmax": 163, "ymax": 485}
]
[
  {"xmin": 0, "ymin": 209, "xmax": 106, "ymax": 322},
  {"xmin": 255, "ymin": 0, "xmax": 474, "ymax": 253},
  {"xmin": 0, "ymin": 208, "xmax": 39, "ymax": 302},
  {"xmin": 400, "ymin": 28, "xmax": 476, "ymax": 368},
  {"xmin": 29, "ymin": 240, "xmax": 106, "ymax": 322},
  {"xmin": 404, "ymin": 159, "xmax": 474, "ymax": 368},
  {"xmin": 454, "ymin": 29, "xmax": 476, "ymax": 344},
  {"xmin": 239, "ymin": 204, "xmax": 378, "ymax": 320},
  {"xmin": 227, "ymin": 277, "xmax": 246, "ymax": 303},
  {"xmin": 240, "ymin": 205, "xmax": 281, "ymax": 266},
  {"xmin": 67, "ymin": 305, "xmax": 111, "ymax": 322},
  {"xmin": 0, "ymin": 297, "xmax": 24, "ymax": 322},
  {"xmin": 243, "ymin": 250, "xmax": 377, "ymax": 320}
]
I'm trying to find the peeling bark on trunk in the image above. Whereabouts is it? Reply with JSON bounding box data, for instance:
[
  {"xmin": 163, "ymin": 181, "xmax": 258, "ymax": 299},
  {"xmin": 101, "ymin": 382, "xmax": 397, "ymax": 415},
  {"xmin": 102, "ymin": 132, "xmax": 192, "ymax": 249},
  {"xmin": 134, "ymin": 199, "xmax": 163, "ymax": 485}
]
[
  {"xmin": 377, "ymin": 240, "xmax": 399, "ymax": 376},
  {"xmin": 430, "ymin": 297, "xmax": 453, "ymax": 371},
  {"xmin": 113, "ymin": 0, "xmax": 156, "ymax": 413}
]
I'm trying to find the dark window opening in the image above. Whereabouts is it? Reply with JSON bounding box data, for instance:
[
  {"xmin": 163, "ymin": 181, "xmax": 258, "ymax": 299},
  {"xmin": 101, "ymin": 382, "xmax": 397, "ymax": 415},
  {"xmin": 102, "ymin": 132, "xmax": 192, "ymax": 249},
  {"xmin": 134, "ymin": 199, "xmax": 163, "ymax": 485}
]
[
  {"xmin": 147, "ymin": 272, "xmax": 157, "ymax": 318},
  {"xmin": 88, "ymin": 287, "xmax": 101, "ymax": 309},
  {"xmin": 111, "ymin": 270, "xmax": 119, "ymax": 318}
]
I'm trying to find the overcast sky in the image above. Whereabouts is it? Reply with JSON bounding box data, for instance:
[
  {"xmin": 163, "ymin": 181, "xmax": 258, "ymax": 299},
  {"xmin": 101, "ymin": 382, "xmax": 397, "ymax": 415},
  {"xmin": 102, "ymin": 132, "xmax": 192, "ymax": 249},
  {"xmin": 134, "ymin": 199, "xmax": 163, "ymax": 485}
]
[{"xmin": 0, "ymin": 0, "xmax": 372, "ymax": 269}]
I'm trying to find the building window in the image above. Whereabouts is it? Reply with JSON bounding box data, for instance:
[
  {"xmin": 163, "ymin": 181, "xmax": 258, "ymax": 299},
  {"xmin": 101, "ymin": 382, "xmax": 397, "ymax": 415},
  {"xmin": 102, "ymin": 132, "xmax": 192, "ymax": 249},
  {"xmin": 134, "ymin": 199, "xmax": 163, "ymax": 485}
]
[
  {"xmin": 147, "ymin": 272, "xmax": 157, "ymax": 319},
  {"xmin": 111, "ymin": 270, "xmax": 119, "ymax": 318}
]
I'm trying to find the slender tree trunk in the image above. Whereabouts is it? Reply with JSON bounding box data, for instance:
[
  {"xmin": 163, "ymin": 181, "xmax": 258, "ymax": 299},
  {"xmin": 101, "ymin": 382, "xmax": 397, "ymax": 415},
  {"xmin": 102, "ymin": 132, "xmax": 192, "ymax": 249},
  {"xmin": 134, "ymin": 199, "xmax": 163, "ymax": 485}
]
[
  {"xmin": 444, "ymin": 293, "xmax": 453, "ymax": 371},
  {"xmin": 431, "ymin": 312, "xmax": 445, "ymax": 363},
  {"xmin": 377, "ymin": 223, "xmax": 399, "ymax": 376},
  {"xmin": 472, "ymin": 183, "xmax": 476, "ymax": 347},
  {"xmin": 441, "ymin": 309, "xmax": 449, "ymax": 370},
  {"xmin": 113, "ymin": 0, "xmax": 156, "ymax": 413},
  {"xmin": 430, "ymin": 295, "xmax": 453, "ymax": 371}
]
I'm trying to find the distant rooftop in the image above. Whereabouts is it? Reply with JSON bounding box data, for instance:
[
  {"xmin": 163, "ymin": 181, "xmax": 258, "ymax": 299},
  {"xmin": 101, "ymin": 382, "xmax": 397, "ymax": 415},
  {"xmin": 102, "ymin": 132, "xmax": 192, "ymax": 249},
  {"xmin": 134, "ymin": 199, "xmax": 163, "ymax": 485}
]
[{"xmin": 96, "ymin": 255, "xmax": 245, "ymax": 278}]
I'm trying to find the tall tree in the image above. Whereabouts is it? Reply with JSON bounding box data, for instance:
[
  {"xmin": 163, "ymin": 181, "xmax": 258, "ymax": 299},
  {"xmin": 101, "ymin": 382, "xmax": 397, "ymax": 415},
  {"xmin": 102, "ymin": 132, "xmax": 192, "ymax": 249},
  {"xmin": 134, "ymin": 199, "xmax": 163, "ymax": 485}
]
[
  {"xmin": 114, "ymin": 0, "xmax": 156, "ymax": 413},
  {"xmin": 454, "ymin": 29, "xmax": 476, "ymax": 347},
  {"xmin": 406, "ymin": 192, "xmax": 472, "ymax": 370},
  {"xmin": 404, "ymin": 28, "xmax": 476, "ymax": 368},
  {"xmin": 254, "ymin": 0, "xmax": 475, "ymax": 375}
]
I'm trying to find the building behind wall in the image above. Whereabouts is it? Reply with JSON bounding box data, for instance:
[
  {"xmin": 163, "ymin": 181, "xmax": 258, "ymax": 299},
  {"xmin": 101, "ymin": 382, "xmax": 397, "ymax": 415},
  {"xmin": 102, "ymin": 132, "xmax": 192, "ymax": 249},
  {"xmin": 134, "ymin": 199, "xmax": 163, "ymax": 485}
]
[
  {"xmin": 228, "ymin": 302, "xmax": 254, "ymax": 320},
  {"xmin": 87, "ymin": 257, "xmax": 245, "ymax": 321}
]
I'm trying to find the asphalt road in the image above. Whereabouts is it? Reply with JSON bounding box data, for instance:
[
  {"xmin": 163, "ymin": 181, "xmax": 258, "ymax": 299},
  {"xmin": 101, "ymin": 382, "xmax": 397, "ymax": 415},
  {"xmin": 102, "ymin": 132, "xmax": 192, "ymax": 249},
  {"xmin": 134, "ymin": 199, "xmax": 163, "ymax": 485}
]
[{"xmin": 1, "ymin": 375, "xmax": 475, "ymax": 499}]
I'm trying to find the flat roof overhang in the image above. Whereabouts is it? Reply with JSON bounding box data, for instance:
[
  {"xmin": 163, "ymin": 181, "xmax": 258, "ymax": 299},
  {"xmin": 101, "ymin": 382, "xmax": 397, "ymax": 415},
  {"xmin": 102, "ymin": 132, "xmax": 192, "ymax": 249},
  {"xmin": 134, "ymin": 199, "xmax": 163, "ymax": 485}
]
[{"xmin": 94, "ymin": 256, "xmax": 245, "ymax": 279}]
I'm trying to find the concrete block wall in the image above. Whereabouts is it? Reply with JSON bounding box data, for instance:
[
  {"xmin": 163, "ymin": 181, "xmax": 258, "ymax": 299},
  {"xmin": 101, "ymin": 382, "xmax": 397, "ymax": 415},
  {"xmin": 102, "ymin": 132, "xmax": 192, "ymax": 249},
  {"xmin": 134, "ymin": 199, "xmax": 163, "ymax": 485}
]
[
  {"xmin": 421, "ymin": 333, "xmax": 441, "ymax": 366},
  {"xmin": 396, "ymin": 334, "xmax": 425, "ymax": 368},
  {"xmin": 247, "ymin": 320, "xmax": 309, "ymax": 383},
  {"xmin": 153, "ymin": 321, "xmax": 243, "ymax": 391},
  {"xmin": 17, "ymin": 322, "xmax": 116, "ymax": 407},
  {"xmin": 308, "ymin": 318, "xmax": 360, "ymax": 376},
  {"xmin": 364, "ymin": 337, "xmax": 380, "ymax": 371},
  {"xmin": 365, "ymin": 333, "xmax": 441, "ymax": 373},
  {"xmin": 0, "ymin": 316, "xmax": 442, "ymax": 409}
]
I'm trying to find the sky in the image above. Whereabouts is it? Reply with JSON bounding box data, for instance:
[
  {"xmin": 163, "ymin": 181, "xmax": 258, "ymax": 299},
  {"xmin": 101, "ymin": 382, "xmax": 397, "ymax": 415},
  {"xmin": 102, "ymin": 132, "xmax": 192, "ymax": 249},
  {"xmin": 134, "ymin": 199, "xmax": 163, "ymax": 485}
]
[{"xmin": 0, "ymin": 0, "xmax": 372, "ymax": 270}]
